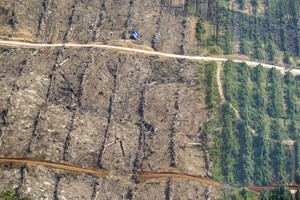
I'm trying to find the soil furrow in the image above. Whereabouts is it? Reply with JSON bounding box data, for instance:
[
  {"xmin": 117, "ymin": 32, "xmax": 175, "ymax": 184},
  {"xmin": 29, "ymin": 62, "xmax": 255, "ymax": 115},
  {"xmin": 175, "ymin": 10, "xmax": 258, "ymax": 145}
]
[
  {"xmin": 97, "ymin": 58, "xmax": 121, "ymax": 169},
  {"xmin": 27, "ymin": 50, "xmax": 63, "ymax": 153},
  {"xmin": 92, "ymin": 0, "xmax": 107, "ymax": 42},
  {"xmin": 199, "ymin": 118, "xmax": 214, "ymax": 176},
  {"xmin": 63, "ymin": 108, "xmax": 77, "ymax": 161},
  {"xmin": 179, "ymin": 19, "xmax": 186, "ymax": 55},
  {"xmin": 170, "ymin": 90, "xmax": 179, "ymax": 167},
  {"xmin": 53, "ymin": 174, "xmax": 62, "ymax": 200},
  {"xmin": 46, "ymin": 50, "xmax": 64, "ymax": 99},
  {"xmin": 151, "ymin": 6, "xmax": 163, "ymax": 51},
  {"xmin": 16, "ymin": 165, "xmax": 26, "ymax": 199},
  {"xmin": 77, "ymin": 49, "xmax": 92, "ymax": 107},
  {"xmin": 11, "ymin": 3, "xmax": 17, "ymax": 35},
  {"xmin": 165, "ymin": 178, "xmax": 174, "ymax": 200},
  {"xmin": 27, "ymin": 110, "xmax": 42, "ymax": 153},
  {"xmin": 133, "ymin": 84, "xmax": 147, "ymax": 175},
  {"xmin": 133, "ymin": 69, "xmax": 155, "ymax": 176},
  {"xmin": 91, "ymin": 179, "xmax": 101, "ymax": 200},
  {"xmin": 63, "ymin": 49, "xmax": 93, "ymax": 161},
  {"xmin": 37, "ymin": 0, "xmax": 51, "ymax": 38},
  {"xmin": 0, "ymin": 107, "xmax": 8, "ymax": 147},
  {"xmin": 124, "ymin": 0, "xmax": 137, "ymax": 39},
  {"xmin": 63, "ymin": 0, "xmax": 78, "ymax": 42}
]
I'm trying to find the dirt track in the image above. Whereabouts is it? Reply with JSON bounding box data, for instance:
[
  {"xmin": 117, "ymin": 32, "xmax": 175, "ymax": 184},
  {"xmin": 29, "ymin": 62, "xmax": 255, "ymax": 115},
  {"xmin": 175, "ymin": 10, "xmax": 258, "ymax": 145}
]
[
  {"xmin": 0, "ymin": 39, "xmax": 299, "ymax": 75},
  {"xmin": 137, "ymin": 171, "xmax": 223, "ymax": 188},
  {"xmin": 0, "ymin": 157, "xmax": 223, "ymax": 188},
  {"xmin": 248, "ymin": 185, "xmax": 299, "ymax": 193},
  {"xmin": 216, "ymin": 62, "xmax": 225, "ymax": 102},
  {"xmin": 0, "ymin": 158, "xmax": 110, "ymax": 177}
]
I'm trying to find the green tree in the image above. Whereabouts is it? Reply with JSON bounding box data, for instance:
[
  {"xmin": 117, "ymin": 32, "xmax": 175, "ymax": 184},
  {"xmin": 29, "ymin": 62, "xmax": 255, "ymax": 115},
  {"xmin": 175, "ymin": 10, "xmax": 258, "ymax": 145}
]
[
  {"xmin": 221, "ymin": 104, "xmax": 239, "ymax": 183},
  {"xmin": 204, "ymin": 62, "xmax": 220, "ymax": 109},
  {"xmin": 296, "ymin": 187, "xmax": 300, "ymax": 200},
  {"xmin": 236, "ymin": 121, "xmax": 254, "ymax": 185},
  {"xmin": 266, "ymin": 68, "xmax": 283, "ymax": 118},
  {"xmin": 196, "ymin": 18, "xmax": 205, "ymax": 45},
  {"xmin": 253, "ymin": 128, "xmax": 272, "ymax": 186}
]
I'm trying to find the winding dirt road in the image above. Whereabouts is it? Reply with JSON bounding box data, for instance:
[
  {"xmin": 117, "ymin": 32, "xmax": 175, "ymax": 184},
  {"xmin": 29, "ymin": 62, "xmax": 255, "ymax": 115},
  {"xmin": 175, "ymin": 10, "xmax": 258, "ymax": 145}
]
[
  {"xmin": 0, "ymin": 39, "xmax": 300, "ymax": 75},
  {"xmin": 0, "ymin": 157, "xmax": 223, "ymax": 188}
]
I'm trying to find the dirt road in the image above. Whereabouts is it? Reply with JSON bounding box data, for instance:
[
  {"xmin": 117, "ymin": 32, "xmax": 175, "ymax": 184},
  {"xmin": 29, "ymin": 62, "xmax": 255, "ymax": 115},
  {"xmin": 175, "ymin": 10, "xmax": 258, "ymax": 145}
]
[
  {"xmin": 216, "ymin": 62, "xmax": 225, "ymax": 102},
  {"xmin": 0, "ymin": 157, "xmax": 223, "ymax": 188},
  {"xmin": 0, "ymin": 158, "xmax": 110, "ymax": 177},
  {"xmin": 137, "ymin": 171, "xmax": 223, "ymax": 188},
  {"xmin": 0, "ymin": 40, "xmax": 300, "ymax": 75}
]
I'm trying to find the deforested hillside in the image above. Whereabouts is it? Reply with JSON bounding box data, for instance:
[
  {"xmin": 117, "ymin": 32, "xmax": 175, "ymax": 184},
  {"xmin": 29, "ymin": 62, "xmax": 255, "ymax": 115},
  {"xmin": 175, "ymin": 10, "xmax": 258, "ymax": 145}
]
[
  {"xmin": 0, "ymin": 0, "xmax": 300, "ymax": 199},
  {"xmin": 0, "ymin": 0, "xmax": 299, "ymax": 65},
  {"xmin": 0, "ymin": 46, "xmax": 227, "ymax": 199}
]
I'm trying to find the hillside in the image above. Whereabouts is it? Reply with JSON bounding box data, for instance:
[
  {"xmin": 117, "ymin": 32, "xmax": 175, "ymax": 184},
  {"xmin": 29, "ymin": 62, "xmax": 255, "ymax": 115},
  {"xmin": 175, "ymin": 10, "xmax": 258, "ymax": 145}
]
[{"xmin": 0, "ymin": 0, "xmax": 300, "ymax": 200}]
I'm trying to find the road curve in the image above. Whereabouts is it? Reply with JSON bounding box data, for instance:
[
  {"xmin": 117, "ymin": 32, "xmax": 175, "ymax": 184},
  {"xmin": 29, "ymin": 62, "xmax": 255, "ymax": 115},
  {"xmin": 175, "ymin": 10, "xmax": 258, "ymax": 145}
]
[{"xmin": 0, "ymin": 40, "xmax": 300, "ymax": 75}]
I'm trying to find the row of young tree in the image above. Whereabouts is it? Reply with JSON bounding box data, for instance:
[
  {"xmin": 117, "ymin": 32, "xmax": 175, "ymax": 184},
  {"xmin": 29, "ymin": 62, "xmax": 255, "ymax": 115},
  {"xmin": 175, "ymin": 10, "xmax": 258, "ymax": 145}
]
[
  {"xmin": 195, "ymin": 0, "xmax": 300, "ymax": 65},
  {"xmin": 260, "ymin": 186, "xmax": 294, "ymax": 200},
  {"xmin": 212, "ymin": 61, "xmax": 299, "ymax": 186}
]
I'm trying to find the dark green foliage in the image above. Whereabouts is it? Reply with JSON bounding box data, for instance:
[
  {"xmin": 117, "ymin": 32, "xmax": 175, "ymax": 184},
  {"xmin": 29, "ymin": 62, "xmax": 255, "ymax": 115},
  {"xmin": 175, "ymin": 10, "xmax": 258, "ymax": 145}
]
[
  {"xmin": 260, "ymin": 186, "xmax": 292, "ymax": 200},
  {"xmin": 196, "ymin": 18, "xmax": 205, "ymax": 45},
  {"xmin": 224, "ymin": 9, "xmax": 232, "ymax": 55},
  {"xmin": 204, "ymin": 62, "xmax": 221, "ymax": 109},
  {"xmin": 221, "ymin": 188, "xmax": 258, "ymax": 200},
  {"xmin": 236, "ymin": 121, "xmax": 254, "ymax": 185},
  {"xmin": 288, "ymin": 120, "xmax": 298, "ymax": 140},
  {"xmin": 185, "ymin": 0, "xmax": 193, "ymax": 15},
  {"xmin": 266, "ymin": 68, "xmax": 283, "ymax": 118},
  {"xmin": 251, "ymin": 0, "xmax": 259, "ymax": 7},
  {"xmin": 266, "ymin": 40, "xmax": 276, "ymax": 62},
  {"xmin": 283, "ymin": 72, "xmax": 298, "ymax": 119},
  {"xmin": 296, "ymin": 187, "xmax": 300, "ymax": 200},
  {"xmin": 213, "ymin": 61, "xmax": 299, "ymax": 187},
  {"xmin": 271, "ymin": 127, "xmax": 291, "ymax": 183},
  {"xmin": 222, "ymin": 60, "xmax": 238, "ymax": 104},
  {"xmin": 295, "ymin": 139, "xmax": 300, "ymax": 184},
  {"xmin": 238, "ymin": 0, "xmax": 245, "ymax": 10},
  {"xmin": 197, "ymin": 0, "xmax": 300, "ymax": 64},
  {"xmin": 253, "ymin": 129, "xmax": 272, "ymax": 186},
  {"xmin": 283, "ymin": 51, "xmax": 292, "ymax": 65},
  {"xmin": 221, "ymin": 103, "xmax": 239, "ymax": 183},
  {"xmin": 237, "ymin": 63, "xmax": 251, "ymax": 123}
]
